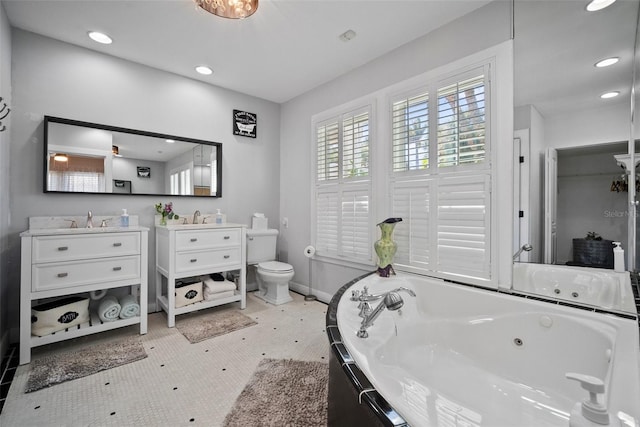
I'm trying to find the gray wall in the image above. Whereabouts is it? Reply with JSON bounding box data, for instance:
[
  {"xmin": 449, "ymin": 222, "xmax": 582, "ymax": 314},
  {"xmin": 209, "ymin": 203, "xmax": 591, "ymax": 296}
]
[
  {"xmin": 6, "ymin": 29, "xmax": 281, "ymax": 340},
  {"xmin": 0, "ymin": 2, "xmax": 12, "ymax": 358},
  {"xmin": 279, "ymin": 1, "xmax": 513, "ymax": 301}
]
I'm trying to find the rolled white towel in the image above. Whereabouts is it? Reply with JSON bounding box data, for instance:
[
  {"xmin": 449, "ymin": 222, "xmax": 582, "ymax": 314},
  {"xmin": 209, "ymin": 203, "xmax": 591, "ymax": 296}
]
[
  {"xmin": 119, "ymin": 294, "xmax": 140, "ymax": 319},
  {"xmin": 98, "ymin": 295, "xmax": 121, "ymax": 322}
]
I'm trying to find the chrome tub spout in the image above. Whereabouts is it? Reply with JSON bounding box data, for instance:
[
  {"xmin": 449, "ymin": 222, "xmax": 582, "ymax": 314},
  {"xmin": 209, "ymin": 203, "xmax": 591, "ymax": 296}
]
[
  {"xmin": 513, "ymin": 243, "xmax": 532, "ymax": 261},
  {"xmin": 357, "ymin": 290, "xmax": 415, "ymax": 338}
]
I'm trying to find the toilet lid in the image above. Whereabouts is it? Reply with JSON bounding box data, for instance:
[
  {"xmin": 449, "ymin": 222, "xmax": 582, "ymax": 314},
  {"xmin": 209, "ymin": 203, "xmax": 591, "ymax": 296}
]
[{"xmin": 258, "ymin": 261, "xmax": 293, "ymax": 273}]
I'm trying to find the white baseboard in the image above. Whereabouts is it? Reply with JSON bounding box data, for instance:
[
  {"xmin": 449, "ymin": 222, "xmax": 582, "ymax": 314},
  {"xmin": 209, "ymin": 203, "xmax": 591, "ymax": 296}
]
[{"xmin": 289, "ymin": 281, "xmax": 333, "ymax": 304}]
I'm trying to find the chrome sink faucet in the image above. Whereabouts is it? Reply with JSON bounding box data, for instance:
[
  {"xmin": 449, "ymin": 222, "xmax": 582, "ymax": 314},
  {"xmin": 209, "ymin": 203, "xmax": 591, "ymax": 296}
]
[
  {"xmin": 192, "ymin": 210, "xmax": 201, "ymax": 225},
  {"xmin": 357, "ymin": 288, "xmax": 416, "ymax": 338},
  {"xmin": 86, "ymin": 210, "xmax": 93, "ymax": 228}
]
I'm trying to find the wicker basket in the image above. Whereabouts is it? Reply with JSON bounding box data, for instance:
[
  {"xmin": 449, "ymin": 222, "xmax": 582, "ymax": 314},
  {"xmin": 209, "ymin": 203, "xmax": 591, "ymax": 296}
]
[{"xmin": 572, "ymin": 238, "xmax": 614, "ymax": 268}]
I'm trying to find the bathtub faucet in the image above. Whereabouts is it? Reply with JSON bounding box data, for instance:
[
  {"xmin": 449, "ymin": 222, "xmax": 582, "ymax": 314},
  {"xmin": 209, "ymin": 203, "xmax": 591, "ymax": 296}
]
[
  {"xmin": 513, "ymin": 243, "xmax": 533, "ymax": 261},
  {"xmin": 357, "ymin": 289, "xmax": 416, "ymax": 338}
]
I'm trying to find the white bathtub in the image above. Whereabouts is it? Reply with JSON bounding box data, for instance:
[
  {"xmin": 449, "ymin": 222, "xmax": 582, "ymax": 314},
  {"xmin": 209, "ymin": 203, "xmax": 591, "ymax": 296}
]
[
  {"xmin": 337, "ymin": 273, "xmax": 640, "ymax": 427},
  {"xmin": 512, "ymin": 263, "xmax": 636, "ymax": 313}
]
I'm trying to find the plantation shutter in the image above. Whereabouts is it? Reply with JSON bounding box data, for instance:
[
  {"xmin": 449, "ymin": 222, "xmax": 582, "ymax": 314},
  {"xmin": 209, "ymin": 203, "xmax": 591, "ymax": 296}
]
[
  {"xmin": 317, "ymin": 121, "xmax": 339, "ymax": 182},
  {"xmin": 315, "ymin": 191, "xmax": 339, "ymax": 255},
  {"xmin": 342, "ymin": 112, "xmax": 370, "ymax": 178},
  {"xmin": 341, "ymin": 189, "xmax": 370, "ymax": 260},
  {"xmin": 392, "ymin": 180, "xmax": 432, "ymax": 269},
  {"xmin": 437, "ymin": 74, "xmax": 486, "ymax": 168},
  {"xmin": 392, "ymin": 91, "xmax": 429, "ymax": 172},
  {"xmin": 313, "ymin": 107, "xmax": 372, "ymax": 264},
  {"xmin": 389, "ymin": 66, "xmax": 492, "ymax": 284},
  {"xmin": 437, "ymin": 174, "xmax": 491, "ymax": 280}
]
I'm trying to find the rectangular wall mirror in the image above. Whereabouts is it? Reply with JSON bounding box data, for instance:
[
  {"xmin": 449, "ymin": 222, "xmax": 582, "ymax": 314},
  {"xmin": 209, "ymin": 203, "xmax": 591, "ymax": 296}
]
[{"xmin": 43, "ymin": 116, "xmax": 222, "ymax": 197}]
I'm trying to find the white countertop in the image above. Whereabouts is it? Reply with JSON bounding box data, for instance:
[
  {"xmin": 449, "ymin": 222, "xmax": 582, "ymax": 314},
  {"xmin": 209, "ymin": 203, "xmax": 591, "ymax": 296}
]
[
  {"xmin": 21, "ymin": 225, "xmax": 149, "ymax": 237},
  {"xmin": 156, "ymin": 222, "xmax": 247, "ymax": 230}
]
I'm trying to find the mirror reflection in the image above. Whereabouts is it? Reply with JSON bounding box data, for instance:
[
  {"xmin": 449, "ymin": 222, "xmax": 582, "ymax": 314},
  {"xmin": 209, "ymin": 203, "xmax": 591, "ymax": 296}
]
[
  {"xmin": 44, "ymin": 116, "xmax": 222, "ymax": 197},
  {"xmin": 513, "ymin": 0, "xmax": 639, "ymax": 313}
]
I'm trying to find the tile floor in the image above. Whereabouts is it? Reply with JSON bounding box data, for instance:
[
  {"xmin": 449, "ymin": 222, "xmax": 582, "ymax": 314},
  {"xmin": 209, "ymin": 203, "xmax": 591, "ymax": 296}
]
[{"xmin": 0, "ymin": 292, "xmax": 330, "ymax": 426}]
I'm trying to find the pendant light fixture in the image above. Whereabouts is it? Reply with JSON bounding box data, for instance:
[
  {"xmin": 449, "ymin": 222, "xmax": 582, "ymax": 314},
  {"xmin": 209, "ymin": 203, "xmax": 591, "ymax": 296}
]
[{"xmin": 195, "ymin": 0, "xmax": 258, "ymax": 19}]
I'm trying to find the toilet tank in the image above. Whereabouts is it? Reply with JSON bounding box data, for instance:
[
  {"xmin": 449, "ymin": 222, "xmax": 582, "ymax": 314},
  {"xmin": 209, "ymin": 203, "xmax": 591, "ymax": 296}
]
[{"xmin": 246, "ymin": 229, "xmax": 279, "ymax": 264}]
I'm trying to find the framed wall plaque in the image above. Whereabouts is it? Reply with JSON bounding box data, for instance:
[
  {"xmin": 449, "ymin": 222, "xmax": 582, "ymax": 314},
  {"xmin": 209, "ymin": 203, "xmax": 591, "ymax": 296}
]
[
  {"xmin": 233, "ymin": 110, "xmax": 257, "ymax": 138},
  {"xmin": 136, "ymin": 166, "xmax": 151, "ymax": 178}
]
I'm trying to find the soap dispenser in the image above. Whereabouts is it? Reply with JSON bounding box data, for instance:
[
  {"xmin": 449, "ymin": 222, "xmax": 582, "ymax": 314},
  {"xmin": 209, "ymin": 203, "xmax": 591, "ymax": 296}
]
[
  {"xmin": 613, "ymin": 242, "xmax": 624, "ymax": 272},
  {"xmin": 566, "ymin": 373, "xmax": 610, "ymax": 427},
  {"xmin": 215, "ymin": 209, "xmax": 224, "ymax": 224},
  {"xmin": 120, "ymin": 209, "xmax": 129, "ymax": 227}
]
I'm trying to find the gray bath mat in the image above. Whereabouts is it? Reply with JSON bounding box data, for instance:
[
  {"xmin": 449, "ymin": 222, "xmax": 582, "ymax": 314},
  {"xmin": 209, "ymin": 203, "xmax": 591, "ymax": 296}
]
[
  {"xmin": 25, "ymin": 336, "xmax": 147, "ymax": 393},
  {"xmin": 223, "ymin": 358, "xmax": 328, "ymax": 427},
  {"xmin": 175, "ymin": 307, "xmax": 257, "ymax": 344}
]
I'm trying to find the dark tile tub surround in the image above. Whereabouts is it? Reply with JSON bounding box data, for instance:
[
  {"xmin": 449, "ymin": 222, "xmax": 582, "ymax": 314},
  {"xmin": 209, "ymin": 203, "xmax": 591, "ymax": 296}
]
[
  {"xmin": 325, "ymin": 271, "xmax": 409, "ymax": 427},
  {"xmin": 0, "ymin": 344, "xmax": 19, "ymax": 414}
]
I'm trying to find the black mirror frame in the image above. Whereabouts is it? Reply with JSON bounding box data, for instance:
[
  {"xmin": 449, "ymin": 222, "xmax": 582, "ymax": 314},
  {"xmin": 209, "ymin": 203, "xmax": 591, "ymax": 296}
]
[{"xmin": 43, "ymin": 116, "xmax": 222, "ymax": 198}]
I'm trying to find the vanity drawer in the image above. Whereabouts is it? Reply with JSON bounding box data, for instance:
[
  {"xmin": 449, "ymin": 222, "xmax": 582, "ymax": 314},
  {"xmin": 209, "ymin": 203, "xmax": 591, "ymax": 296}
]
[
  {"xmin": 175, "ymin": 229, "xmax": 241, "ymax": 251},
  {"xmin": 32, "ymin": 255, "xmax": 141, "ymax": 292},
  {"xmin": 175, "ymin": 248, "xmax": 241, "ymax": 273},
  {"xmin": 32, "ymin": 233, "xmax": 141, "ymax": 263}
]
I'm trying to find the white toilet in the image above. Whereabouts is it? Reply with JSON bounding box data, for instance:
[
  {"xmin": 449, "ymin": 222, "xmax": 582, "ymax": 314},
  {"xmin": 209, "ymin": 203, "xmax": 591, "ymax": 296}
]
[{"xmin": 246, "ymin": 229, "xmax": 294, "ymax": 305}]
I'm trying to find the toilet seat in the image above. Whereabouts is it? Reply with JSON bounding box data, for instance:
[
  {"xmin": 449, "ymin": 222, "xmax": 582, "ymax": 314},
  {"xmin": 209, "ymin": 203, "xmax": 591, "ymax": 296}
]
[{"xmin": 258, "ymin": 261, "xmax": 293, "ymax": 274}]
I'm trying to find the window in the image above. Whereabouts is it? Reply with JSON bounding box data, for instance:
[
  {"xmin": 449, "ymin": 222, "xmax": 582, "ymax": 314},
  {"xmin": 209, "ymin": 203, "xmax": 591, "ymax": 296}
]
[
  {"xmin": 314, "ymin": 106, "xmax": 372, "ymax": 263},
  {"xmin": 437, "ymin": 74, "xmax": 486, "ymax": 167},
  {"xmin": 170, "ymin": 164, "xmax": 192, "ymax": 195},
  {"xmin": 390, "ymin": 66, "xmax": 492, "ymax": 284},
  {"xmin": 309, "ymin": 50, "xmax": 504, "ymax": 286},
  {"xmin": 392, "ymin": 91, "xmax": 429, "ymax": 172},
  {"xmin": 48, "ymin": 154, "xmax": 106, "ymax": 192}
]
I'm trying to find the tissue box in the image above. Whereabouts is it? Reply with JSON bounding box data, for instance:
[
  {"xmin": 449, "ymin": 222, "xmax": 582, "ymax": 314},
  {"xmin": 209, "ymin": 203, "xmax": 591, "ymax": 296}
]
[
  {"xmin": 252, "ymin": 216, "xmax": 268, "ymax": 230},
  {"xmin": 31, "ymin": 296, "xmax": 90, "ymax": 337},
  {"xmin": 175, "ymin": 278, "xmax": 204, "ymax": 308}
]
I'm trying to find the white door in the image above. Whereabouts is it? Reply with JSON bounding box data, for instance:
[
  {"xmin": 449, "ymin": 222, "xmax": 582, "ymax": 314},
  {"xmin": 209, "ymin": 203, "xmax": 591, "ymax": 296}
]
[{"xmin": 544, "ymin": 148, "xmax": 558, "ymax": 264}]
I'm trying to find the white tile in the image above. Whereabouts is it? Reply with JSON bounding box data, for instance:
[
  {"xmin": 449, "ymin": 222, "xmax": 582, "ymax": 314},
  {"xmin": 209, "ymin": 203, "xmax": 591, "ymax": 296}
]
[{"xmin": 1, "ymin": 292, "xmax": 329, "ymax": 426}]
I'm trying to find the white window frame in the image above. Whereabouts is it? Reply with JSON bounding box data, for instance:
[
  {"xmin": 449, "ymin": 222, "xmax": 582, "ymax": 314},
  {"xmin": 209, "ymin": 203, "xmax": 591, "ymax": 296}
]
[{"xmin": 310, "ymin": 41, "xmax": 513, "ymax": 288}]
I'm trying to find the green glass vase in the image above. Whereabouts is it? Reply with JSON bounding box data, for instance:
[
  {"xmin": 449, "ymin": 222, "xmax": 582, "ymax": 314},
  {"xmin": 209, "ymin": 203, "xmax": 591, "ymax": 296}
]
[{"xmin": 374, "ymin": 218, "xmax": 402, "ymax": 277}]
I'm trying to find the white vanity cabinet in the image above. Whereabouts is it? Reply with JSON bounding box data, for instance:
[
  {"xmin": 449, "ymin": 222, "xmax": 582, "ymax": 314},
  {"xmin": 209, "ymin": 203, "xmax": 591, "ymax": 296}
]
[
  {"xmin": 155, "ymin": 223, "xmax": 246, "ymax": 327},
  {"xmin": 20, "ymin": 226, "xmax": 149, "ymax": 365}
]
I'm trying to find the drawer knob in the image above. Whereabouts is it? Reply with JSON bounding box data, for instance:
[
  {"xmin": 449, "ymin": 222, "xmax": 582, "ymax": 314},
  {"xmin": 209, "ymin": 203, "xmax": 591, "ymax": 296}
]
[
  {"xmin": 224, "ymin": 255, "xmax": 230, "ymax": 259},
  {"xmin": 57, "ymin": 246, "xmax": 68, "ymax": 251},
  {"xmin": 113, "ymin": 266, "xmax": 122, "ymax": 271},
  {"xmin": 224, "ymin": 236, "xmax": 230, "ymax": 240},
  {"xmin": 113, "ymin": 242, "xmax": 122, "ymax": 247},
  {"xmin": 190, "ymin": 259, "xmax": 197, "ymax": 263},
  {"xmin": 57, "ymin": 272, "xmax": 68, "ymax": 278},
  {"xmin": 190, "ymin": 238, "xmax": 198, "ymax": 242}
]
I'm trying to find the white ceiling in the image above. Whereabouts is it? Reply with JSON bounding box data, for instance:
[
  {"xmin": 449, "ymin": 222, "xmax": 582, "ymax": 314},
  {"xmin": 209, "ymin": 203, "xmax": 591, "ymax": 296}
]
[
  {"xmin": 2, "ymin": 0, "xmax": 491, "ymax": 104},
  {"xmin": 3, "ymin": 0, "xmax": 638, "ymax": 117}
]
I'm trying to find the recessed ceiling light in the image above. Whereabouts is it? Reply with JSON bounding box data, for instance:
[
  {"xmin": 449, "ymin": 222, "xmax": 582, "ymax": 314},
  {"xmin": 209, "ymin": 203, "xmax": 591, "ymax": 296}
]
[
  {"xmin": 88, "ymin": 31, "xmax": 112, "ymax": 44},
  {"xmin": 601, "ymin": 91, "xmax": 620, "ymax": 99},
  {"xmin": 595, "ymin": 57, "xmax": 619, "ymax": 67},
  {"xmin": 586, "ymin": 0, "xmax": 616, "ymax": 12},
  {"xmin": 166, "ymin": 139, "xmax": 175, "ymax": 144},
  {"xmin": 195, "ymin": 66, "xmax": 213, "ymax": 75}
]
